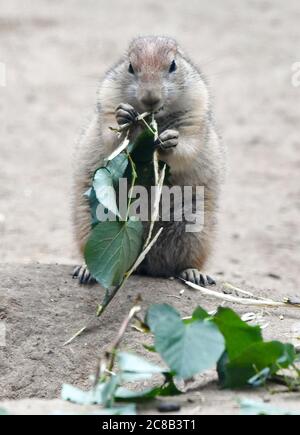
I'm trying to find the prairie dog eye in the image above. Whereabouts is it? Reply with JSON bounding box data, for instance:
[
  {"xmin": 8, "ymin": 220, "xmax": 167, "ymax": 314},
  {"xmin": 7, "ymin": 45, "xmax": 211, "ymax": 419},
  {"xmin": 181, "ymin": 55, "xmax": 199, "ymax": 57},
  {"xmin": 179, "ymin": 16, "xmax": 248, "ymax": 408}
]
[
  {"xmin": 128, "ymin": 63, "xmax": 135, "ymax": 74},
  {"xmin": 169, "ymin": 60, "xmax": 177, "ymax": 73}
]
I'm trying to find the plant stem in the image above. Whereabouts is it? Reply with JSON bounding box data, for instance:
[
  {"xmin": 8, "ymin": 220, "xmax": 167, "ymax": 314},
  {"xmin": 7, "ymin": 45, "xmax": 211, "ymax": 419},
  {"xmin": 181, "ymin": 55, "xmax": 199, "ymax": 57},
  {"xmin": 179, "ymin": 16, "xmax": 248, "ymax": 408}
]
[
  {"xmin": 93, "ymin": 301, "xmax": 141, "ymax": 386},
  {"xmin": 107, "ymin": 304, "xmax": 141, "ymax": 373},
  {"xmin": 63, "ymin": 326, "xmax": 87, "ymax": 346},
  {"xmin": 125, "ymin": 152, "xmax": 138, "ymax": 222},
  {"xmin": 96, "ymin": 286, "xmax": 120, "ymax": 318},
  {"xmin": 183, "ymin": 279, "xmax": 300, "ymax": 310},
  {"xmin": 110, "ymin": 111, "xmax": 151, "ymax": 134},
  {"xmin": 140, "ymin": 117, "xmax": 164, "ymax": 147}
]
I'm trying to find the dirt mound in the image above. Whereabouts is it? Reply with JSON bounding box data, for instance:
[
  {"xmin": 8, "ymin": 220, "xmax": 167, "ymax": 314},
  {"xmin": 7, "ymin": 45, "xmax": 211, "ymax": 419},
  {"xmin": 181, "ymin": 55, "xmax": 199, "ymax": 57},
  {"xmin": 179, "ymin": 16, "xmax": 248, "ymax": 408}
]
[{"xmin": 1, "ymin": 263, "xmax": 300, "ymax": 414}]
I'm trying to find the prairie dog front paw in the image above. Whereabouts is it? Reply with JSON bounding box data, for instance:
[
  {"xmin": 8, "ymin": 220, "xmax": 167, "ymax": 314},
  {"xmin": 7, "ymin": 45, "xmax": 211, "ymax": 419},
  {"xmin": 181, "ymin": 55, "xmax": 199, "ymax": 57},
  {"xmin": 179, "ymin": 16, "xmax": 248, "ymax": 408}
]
[
  {"xmin": 115, "ymin": 103, "xmax": 138, "ymax": 126},
  {"xmin": 155, "ymin": 129, "xmax": 179, "ymax": 151}
]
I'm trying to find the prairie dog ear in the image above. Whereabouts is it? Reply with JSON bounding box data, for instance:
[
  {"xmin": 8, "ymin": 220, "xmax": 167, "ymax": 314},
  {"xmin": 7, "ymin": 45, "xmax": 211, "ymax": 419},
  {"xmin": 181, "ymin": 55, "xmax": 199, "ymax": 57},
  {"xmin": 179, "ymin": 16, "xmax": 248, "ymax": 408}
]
[{"xmin": 177, "ymin": 47, "xmax": 185, "ymax": 57}]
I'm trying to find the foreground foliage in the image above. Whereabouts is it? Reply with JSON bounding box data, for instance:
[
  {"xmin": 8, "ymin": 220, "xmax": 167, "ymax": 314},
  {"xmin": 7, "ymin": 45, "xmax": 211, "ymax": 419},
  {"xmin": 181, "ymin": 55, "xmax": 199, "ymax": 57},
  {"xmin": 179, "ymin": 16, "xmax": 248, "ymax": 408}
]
[{"xmin": 62, "ymin": 304, "xmax": 300, "ymax": 413}]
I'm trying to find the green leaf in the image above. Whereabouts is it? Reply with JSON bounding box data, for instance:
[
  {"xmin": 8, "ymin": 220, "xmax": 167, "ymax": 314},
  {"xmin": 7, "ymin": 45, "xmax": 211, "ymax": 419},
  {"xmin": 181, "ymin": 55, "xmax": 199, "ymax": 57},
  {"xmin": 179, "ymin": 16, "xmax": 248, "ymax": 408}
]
[
  {"xmin": 128, "ymin": 128, "xmax": 172, "ymax": 185},
  {"xmin": 240, "ymin": 399, "xmax": 300, "ymax": 416},
  {"xmin": 61, "ymin": 383, "xmax": 106, "ymax": 405},
  {"xmin": 214, "ymin": 308, "xmax": 296, "ymax": 388},
  {"xmin": 183, "ymin": 307, "xmax": 210, "ymax": 325},
  {"xmin": 116, "ymin": 372, "xmax": 181, "ymax": 401},
  {"xmin": 115, "ymin": 386, "xmax": 155, "ymax": 400},
  {"xmin": 146, "ymin": 304, "xmax": 225, "ymax": 380},
  {"xmin": 146, "ymin": 303, "xmax": 181, "ymax": 333},
  {"xmin": 218, "ymin": 341, "xmax": 296, "ymax": 389},
  {"xmin": 120, "ymin": 372, "xmax": 154, "ymax": 382},
  {"xmin": 213, "ymin": 308, "xmax": 263, "ymax": 360},
  {"xmin": 93, "ymin": 168, "xmax": 120, "ymax": 218},
  {"xmin": 192, "ymin": 306, "xmax": 210, "ymax": 321},
  {"xmin": 87, "ymin": 152, "xmax": 127, "ymax": 226},
  {"xmin": 106, "ymin": 153, "xmax": 128, "ymax": 186},
  {"xmin": 85, "ymin": 219, "xmax": 143, "ymax": 288},
  {"xmin": 116, "ymin": 380, "xmax": 181, "ymax": 401},
  {"xmin": 62, "ymin": 377, "xmax": 121, "ymax": 408},
  {"xmin": 118, "ymin": 352, "xmax": 166, "ymax": 374},
  {"xmin": 101, "ymin": 375, "xmax": 120, "ymax": 407},
  {"xmin": 216, "ymin": 351, "xmax": 229, "ymax": 387},
  {"xmin": 125, "ymin": 129, "xmax": 157, "ymax": 188},
  {"xmin": 130, "ymin": 129, "xmax": 155, "ymax": 163},
  {"xmin": 85, "ymin": 187, "xmax": 100, "ymax": 227}
]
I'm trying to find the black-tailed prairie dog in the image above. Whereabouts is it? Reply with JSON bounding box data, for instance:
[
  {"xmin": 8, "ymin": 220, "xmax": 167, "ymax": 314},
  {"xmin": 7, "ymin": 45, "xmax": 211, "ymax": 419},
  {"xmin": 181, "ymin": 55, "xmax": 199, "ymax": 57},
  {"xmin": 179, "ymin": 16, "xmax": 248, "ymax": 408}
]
[{"xmin": 73, "ymin": 36, "xmax": 224, "ymax": 286}]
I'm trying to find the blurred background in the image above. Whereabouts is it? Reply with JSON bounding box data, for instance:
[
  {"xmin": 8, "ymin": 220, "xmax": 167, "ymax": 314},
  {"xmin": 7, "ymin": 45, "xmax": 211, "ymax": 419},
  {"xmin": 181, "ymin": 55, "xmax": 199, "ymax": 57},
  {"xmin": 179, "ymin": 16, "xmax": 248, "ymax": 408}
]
[{"xmin": 0, "ymin": 0, "xmax": 299, "ymax": 292}]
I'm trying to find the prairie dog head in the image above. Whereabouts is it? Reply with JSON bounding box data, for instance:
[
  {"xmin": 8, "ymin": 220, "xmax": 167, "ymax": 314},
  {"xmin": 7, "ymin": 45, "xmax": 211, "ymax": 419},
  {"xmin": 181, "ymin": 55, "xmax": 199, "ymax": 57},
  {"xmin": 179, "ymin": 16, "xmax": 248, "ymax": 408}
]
[{"xmin": 104, "ymin": 36, "xmax": 209, "ymax": 116}]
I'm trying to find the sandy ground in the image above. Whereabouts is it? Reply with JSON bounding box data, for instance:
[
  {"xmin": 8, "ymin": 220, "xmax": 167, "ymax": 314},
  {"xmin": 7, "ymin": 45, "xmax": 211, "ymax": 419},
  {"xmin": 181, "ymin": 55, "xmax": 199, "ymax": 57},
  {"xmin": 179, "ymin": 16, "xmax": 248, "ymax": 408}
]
[
  {"xmin": 0, "ymin": 0, "xmax": 300, "ymax": 414},
  {"xmin": 1, "ymin": 264, "xmax": 300, "ymax": 415}
]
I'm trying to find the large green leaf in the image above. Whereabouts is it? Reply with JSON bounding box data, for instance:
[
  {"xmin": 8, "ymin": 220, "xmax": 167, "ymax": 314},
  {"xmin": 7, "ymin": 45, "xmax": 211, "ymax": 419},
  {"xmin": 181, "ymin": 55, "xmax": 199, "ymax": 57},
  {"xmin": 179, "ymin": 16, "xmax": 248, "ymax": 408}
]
[
  {"xmin": 218, "ymin": 341, "xmax": 296, "ymax": 389},
  {"xmin": 213, "ymin": 308, "xmax": 262, "ymax": 360},
  {"xmin": 84, "ymin": 219, "xmax": 143, "ymax": 288},
  {"xmin": 146, "ymin": 304, "xmax": 225, "ymax": 380}
]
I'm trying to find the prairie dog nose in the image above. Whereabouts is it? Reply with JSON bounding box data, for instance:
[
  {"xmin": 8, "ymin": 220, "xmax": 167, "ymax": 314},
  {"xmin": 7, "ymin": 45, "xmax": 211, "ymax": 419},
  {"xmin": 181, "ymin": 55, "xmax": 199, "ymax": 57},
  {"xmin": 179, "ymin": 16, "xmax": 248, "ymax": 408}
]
[{"xmin": 140, "ymin": 90, "xmax": 161, "ymax": 110}]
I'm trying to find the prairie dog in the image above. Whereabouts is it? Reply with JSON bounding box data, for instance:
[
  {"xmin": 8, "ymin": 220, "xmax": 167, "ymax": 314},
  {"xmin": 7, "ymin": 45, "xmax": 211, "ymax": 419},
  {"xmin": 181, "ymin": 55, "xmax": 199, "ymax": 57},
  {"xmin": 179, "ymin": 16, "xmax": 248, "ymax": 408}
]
[{"xmin": 73, "ymin": 36, "xmax": 224, "ymax": 285}]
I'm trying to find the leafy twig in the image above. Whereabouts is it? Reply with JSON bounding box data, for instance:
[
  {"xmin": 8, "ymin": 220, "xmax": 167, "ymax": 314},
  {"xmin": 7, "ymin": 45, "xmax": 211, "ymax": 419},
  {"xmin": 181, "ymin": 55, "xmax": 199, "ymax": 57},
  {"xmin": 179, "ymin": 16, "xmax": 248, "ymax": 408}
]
[
  {"xmin": 65, "ymin": 112, "xmax": 166, "ymax": 345},
  {"xmin": 65, "ymin": 113, "xmax": 165, "ymax": 344},
  {"xmin": 95, "ymin": 115, "xmax": 165, "ymax": 318}
]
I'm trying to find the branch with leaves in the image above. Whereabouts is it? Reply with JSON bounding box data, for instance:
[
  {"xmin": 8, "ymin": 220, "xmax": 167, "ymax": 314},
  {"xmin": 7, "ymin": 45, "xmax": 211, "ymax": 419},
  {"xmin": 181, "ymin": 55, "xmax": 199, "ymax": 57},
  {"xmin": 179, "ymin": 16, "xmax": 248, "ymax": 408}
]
[
  {"xmin": 65, "ymin": 112, "xmax": 166, "ymax": 345},
  {"xmin": 90, "ymin": 113, "xmax": 166, "ymax": 318}
]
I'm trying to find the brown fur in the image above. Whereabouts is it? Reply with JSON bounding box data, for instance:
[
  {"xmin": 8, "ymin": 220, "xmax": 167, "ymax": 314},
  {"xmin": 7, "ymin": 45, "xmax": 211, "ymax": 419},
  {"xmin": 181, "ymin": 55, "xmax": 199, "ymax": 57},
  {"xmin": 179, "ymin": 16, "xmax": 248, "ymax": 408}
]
[{"xmin": 72, "ymin": 36, "xmax": 224, "ymax": 279}]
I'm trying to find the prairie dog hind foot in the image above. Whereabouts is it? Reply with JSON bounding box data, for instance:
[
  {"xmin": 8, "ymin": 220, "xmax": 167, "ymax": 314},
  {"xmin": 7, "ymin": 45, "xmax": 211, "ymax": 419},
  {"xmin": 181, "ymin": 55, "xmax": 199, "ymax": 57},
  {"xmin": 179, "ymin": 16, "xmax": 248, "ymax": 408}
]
[
  {"xmin": 73, "ymin": 264, "xmax": 96, "ymax": 285},
  {"xmin": 179, "ymin": 268, "xmax": 216, "ymax": 287}
]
